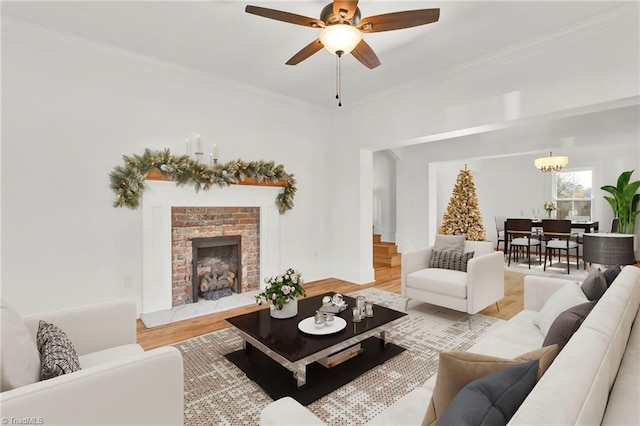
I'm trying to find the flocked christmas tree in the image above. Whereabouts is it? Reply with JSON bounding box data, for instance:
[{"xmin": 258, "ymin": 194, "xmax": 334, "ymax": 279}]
[{"xmin": 439, "ymin": 165, "xmax": 487, "ymax": 241}]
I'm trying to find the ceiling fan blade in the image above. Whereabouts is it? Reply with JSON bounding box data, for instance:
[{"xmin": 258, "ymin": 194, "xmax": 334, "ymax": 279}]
[
  {"xmin": 286, "ymin": 39, "xmax": 324, "ymax": 66},
  {"xmin": 359, "ymin": 9, "xmax": 440, "ymax": 33},
  {"xmin": 333, "ymin": 0, "xmax": 359, "ymax": 20},
  {"xmin": 245, "ymin": 5, "xmax": 324, "ymax": 28},
  {"xmin": 351, "ymin": 39, "xmax": 381, "ymax": 69}
]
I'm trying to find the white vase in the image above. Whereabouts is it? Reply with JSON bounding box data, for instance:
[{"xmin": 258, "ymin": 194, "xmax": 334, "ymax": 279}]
[{"xmin": 270, "ymin": 298, "xmax": 298, "ymax": 319}]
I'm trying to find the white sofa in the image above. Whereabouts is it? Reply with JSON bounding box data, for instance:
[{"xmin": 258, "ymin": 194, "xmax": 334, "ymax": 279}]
[
  {"xmin": 0, "ymin": 299, "xmax": 184, "ymax": 425},
  {"xmin": 260, "ymin": 265, "xmax": 640, "ymax": 425},
  {"xmin": 401, "ymin": 240, "xmax": 505, "ymax": 314}
]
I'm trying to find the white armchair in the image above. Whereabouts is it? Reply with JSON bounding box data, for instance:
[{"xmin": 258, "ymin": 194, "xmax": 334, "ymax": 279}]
[
  {"xmin": 0, "ymin": 299, "xmax": 184, "ymax": 425},
  {"xmin": 401, "ymin": 241, "xmax": 505, "ymax": 314}
]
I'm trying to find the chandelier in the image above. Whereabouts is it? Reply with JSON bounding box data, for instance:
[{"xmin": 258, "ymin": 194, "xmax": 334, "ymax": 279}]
[{"xmin": 534, "ymin": 151, "xmax": 569, "ymax": 172}]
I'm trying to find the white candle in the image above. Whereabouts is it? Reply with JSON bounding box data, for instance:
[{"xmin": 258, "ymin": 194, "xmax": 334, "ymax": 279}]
[
  {"xmin": 185, "ymin": 139, "xmax": 191, "ymax": 156},
  {"xmin": 210, "ymin": 152, "xmax": 214, "ymax": 166},
  {"xmin": 197, "ymin": 134, "xmax": 201, "ymax": 152},
  {"xmin": 213, "ymin": 144, "xmax": 218, "ymax": 160}
]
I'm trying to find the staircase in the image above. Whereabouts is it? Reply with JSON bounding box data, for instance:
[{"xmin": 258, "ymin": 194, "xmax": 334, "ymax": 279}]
[{"xmin": 373, "ymin": 233, "xmax": 401, "ymax": 282}]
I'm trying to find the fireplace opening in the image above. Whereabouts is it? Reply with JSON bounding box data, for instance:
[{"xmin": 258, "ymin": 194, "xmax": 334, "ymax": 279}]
[{"xmin": 191, "ymin": 236, "xmax": 242, "ymax": 302}]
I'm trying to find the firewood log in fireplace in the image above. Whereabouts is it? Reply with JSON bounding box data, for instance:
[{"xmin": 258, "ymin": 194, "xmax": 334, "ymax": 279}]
[
  {"xmin": 198, "ymin": 261, "xmax": 238, "ymax": 300},
  {"xmin": 199, "ymin": 274, "xmax": 214, "ymax": 293}
]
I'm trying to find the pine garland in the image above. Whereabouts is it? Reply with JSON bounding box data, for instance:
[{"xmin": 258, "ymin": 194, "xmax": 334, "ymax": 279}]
[{"xmin": 109, "ymin": 148, "xmax": 296, "ymax": 213}]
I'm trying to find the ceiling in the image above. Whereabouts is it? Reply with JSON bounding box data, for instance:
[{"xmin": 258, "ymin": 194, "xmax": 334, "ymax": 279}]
[{"xmin": 1, "ymin": 1, "xmax": 632, "ymax": 108}]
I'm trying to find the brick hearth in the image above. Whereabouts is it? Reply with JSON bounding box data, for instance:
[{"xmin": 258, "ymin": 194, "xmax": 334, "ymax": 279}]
[{"xmin": 171, "ymin": 207, "xmax": 260, "ymax": 306}]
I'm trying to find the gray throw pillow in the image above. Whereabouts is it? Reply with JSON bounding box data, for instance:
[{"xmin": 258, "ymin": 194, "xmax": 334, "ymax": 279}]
[
  {"xmin": 603, "ymin": 265, "xmax": 621, "ymax": 287},
  {"xmin": 433, "ymin": 234, "xmax": 466, "ymax": 253},
  {"xmin": 542, "ymin": 301, "xmax": 596, "ymax": 353},
  {"xmin": 36, "ymin": 321, "xmax": 81, "ymax": 380},
  {"xmin": 438, "ymin": 360, "xmax": 539, "ymax": 426},
  {"xmin": 581, "ymin": 269, "xmax": 607, "ymax": 301},
  {"xmin": 429, "ymin": 250, "xmax": 475, "ymax": 272}
]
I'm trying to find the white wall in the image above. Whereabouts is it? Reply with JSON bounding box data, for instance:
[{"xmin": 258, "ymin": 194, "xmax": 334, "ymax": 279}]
[
  {"xmin": 1, "ymin": 19, "xmax": 331, "ymax": 315},
  {"xmin": 372, "ymin": 150, "xmax": 396, "ymax": 242}
]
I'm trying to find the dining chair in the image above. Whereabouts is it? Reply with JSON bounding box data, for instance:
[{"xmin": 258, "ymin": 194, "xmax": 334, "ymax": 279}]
[
  {"xmin": 494, "ymin": 216, "xmax": 506, "ymax": 251},
  {"xmin": 542, "ymin": 219, "xmax": 580, "ymax": 274},
  {"xmin": 506, "ymin": 218, "xmax": 541, "ymax": 269},
  {"xmin": 610, "ymin": 218, "xmax": 619, "ymax": 233}
]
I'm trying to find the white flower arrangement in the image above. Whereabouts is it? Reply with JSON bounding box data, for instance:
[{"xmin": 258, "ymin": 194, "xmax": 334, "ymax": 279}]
[
  {"xmin": 255, "ymin": 268, "xmax": 306, "ymax": 310},
  {"xmin": 543, "ymin": 201, "xmax": 557, "ymax": 214}
]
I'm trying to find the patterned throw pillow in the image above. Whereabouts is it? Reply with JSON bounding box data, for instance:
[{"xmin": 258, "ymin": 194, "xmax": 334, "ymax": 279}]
[
  {"xmin": 36, "ymin": 321, "xmax": 81, "ymax": 380},
  {"xmin": 429, "ymin": 250, "xmax": 475, "ymax": 272}
]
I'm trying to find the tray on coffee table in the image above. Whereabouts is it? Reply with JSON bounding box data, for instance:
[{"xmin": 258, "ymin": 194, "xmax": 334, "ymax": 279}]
[{"xmin": 297, "ymin": 316, "xmax": 347, "ymax": 335}]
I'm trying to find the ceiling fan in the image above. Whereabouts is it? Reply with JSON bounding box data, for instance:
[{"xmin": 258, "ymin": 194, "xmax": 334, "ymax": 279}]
[{"xmin": 245, "ymin": 1, "xmax": 440, "ymax": 105}]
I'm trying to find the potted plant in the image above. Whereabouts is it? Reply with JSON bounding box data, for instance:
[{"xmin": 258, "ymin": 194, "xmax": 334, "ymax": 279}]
[
  {"xmin": 255, "ymin": 268, "xmax": 306, "ymax": 319},
  {"xmin": 601, "ymin": 170, "xmax": 640, "ymax": 234}
]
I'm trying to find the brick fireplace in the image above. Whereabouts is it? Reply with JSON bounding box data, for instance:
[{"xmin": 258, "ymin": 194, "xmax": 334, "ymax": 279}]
[
  {"xmin": 171, "ymin": 207, "xmax": 260, "ymax": 306},
  {"xmin": 141, "ymin": 181, "xmax": 282, "ymax": 315}
]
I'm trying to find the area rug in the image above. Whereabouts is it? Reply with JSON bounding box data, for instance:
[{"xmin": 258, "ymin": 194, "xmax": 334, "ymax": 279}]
[
  {"xmin": 504, "ymin": 255, "xmax": 589, "ymax": 281},
  {"xmin": 174, "ymin": 288, "xmax": 503, "ymax": 425}
]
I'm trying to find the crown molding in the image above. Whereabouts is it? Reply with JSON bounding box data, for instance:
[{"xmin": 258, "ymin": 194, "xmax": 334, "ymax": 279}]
[{"xmin": 1, "ymin": 16, "xmax": 329, "ymax": 111}]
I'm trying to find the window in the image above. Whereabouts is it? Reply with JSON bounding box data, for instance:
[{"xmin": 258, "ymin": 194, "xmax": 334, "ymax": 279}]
[{"xmin": 554, "ymin": 170, "xmax": 593, "ymax": 220}]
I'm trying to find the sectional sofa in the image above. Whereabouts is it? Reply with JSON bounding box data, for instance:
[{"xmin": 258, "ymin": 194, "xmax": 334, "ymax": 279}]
[{"xmin": 260, "ymin": 265, "xmax": 640, "ymax": 425}]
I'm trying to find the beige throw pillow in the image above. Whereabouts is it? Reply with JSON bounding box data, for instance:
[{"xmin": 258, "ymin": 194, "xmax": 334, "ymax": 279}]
[
  {"xmin": 422, "ymin": 345, "xmax": 558, "ymax": 426},
  {"xmin": 433, "ymin": 234, "xmax": 466, "ymax": 253},
  {"xmin": 0, "ymin": 300, "xmax": 41, "ymax": 391}
]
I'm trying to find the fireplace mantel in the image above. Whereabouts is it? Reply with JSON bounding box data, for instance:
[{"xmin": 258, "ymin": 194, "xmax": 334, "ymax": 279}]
[
  {"xmin": 146, "ymin": 170, "xmax": 288, "ymax": 187},
  {"xmin": 141, "ymin": 180, "xmax": 282, "ymax": 314}
]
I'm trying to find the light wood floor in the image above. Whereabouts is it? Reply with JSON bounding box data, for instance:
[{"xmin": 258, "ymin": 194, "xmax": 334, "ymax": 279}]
[{"xmin": 137, "ymin": 271, "xmax": 525, "ymax": 350}]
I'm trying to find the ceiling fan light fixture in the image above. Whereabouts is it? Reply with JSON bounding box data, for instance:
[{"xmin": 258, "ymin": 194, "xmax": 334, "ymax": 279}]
[
  {"xmin": 534, "ymin": 151, "xmax": 569, "ymax": 172},
  {"xmin": 319, "ymin": 24, "xmax": 362, "ymax": 55}
]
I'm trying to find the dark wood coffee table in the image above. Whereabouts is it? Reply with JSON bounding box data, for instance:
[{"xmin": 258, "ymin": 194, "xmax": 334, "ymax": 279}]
[{"xmin": 225, "ymin": 293, "xmax": 407, "ymax": 403}]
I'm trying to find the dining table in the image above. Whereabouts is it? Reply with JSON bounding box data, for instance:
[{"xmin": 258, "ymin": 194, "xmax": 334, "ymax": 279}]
[{"xmin": 531, "ymin": 220, "xmax": 599, "ymax": 233}]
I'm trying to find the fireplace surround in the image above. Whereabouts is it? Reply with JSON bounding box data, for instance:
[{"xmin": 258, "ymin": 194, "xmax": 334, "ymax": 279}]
[{"xmin": 141, "ymin": 180, "xmax": 282, "ymax": 314}]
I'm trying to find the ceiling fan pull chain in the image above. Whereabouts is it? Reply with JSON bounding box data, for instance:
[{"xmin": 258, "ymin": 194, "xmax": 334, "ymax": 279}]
[
  {"xmin": 335, "ymin": 54, "xmax": 339, "ymax": 102},
  {"xmin": 336, "ymin": 50, "xmax": 343, "ymax": 107}
]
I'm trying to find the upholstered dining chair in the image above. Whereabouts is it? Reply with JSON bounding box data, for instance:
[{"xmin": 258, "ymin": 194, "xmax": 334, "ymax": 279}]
[
  {"xmin": 494, "ymin": 216, "xmax": 506, "ymax": 251},
  {"xmin": 542, "ymin": 219, "xmax": 580, "ymax": 274},
  {"xmin": 506, "ymin": 218, "xmax": 541, "ymax": 269},
  {"xmin": 610, "ymin": 217, "xmax": 620, "ymax": 233}
]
